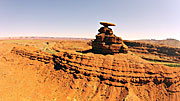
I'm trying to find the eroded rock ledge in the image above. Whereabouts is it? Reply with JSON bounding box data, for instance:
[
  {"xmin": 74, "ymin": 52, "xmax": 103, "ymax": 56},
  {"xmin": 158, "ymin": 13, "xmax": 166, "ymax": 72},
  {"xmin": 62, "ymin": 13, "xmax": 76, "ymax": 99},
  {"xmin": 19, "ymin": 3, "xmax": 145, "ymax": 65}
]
[
  {"xmin": 11, "ymin": 46, "xmax": 180, "ymax": 89},
  {"xmin": 124, "ymin": 40, "xmax": 180, "ymax": 63},
  {"xmin": 11, "ymin": 46, "xmax": 53, "ymax": 64}
]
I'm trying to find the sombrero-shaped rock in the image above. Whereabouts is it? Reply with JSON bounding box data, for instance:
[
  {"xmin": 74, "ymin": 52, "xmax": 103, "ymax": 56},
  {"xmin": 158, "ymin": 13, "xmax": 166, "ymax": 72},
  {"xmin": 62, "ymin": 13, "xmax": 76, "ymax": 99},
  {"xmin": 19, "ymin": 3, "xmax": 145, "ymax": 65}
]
[{"xmin": 100, "ymin": 22, "xmax": 116, "ymax": 27}]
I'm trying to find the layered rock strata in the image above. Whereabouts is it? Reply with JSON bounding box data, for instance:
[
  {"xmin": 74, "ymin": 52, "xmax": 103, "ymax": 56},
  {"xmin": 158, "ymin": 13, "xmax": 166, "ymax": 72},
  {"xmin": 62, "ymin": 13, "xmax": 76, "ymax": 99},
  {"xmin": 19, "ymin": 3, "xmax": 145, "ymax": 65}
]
[
  {"xmin": 124, "ymin": 40, "xmax": 180, "ymax": 63},
  {"xmin": 53, "ymin": 51, "xmax": 180, "ymax": 87},
  {"xmin": 92, "ymin": 22, "xmax": 128, "ymax": 54},
  {"xmin": 11, "ymin": 46, "xmax": 180, "ymax": 100},
  {"xmin": 11, "ymin": 46, "xmax": 53, "ymax": 64}
]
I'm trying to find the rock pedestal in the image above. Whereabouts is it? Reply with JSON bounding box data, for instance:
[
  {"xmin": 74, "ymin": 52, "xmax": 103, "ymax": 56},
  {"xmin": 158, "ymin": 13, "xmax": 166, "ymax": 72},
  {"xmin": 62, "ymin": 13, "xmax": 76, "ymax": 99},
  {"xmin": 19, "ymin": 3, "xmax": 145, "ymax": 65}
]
[{"xmin": 92, "ymin": 22, "xmax": 128, "ymax": 54}]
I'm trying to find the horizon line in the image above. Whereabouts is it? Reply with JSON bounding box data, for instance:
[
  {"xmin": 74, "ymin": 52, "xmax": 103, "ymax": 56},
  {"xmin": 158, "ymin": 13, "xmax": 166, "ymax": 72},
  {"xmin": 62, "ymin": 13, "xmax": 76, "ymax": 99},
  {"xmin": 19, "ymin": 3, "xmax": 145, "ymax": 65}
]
[{"xmin": 0, "ymin": 36, "xmax": 179, "ymax": 41}]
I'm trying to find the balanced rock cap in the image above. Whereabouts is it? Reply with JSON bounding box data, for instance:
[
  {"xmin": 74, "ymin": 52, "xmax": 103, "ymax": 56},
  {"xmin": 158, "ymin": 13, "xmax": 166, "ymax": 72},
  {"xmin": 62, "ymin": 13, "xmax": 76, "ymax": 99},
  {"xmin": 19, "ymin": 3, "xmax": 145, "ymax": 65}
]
[{"xmin": 100, "ymin": 22, "xmax": 116, "ymax": 27}]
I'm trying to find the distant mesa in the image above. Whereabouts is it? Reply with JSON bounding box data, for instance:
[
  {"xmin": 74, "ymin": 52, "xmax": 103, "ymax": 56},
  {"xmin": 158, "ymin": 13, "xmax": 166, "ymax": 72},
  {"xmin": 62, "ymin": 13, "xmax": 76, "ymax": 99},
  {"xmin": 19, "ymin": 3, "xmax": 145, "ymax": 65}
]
[{"xmin": 92, "ymin": 22, "xmax": 128, "ymax": 54}]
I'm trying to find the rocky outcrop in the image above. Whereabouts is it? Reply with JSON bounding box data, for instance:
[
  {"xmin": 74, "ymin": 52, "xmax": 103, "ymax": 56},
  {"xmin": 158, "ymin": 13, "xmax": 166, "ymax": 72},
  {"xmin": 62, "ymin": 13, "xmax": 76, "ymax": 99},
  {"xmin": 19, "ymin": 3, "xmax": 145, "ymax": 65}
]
[
  {"xmin": 92, "ymin": 22, "xmax": 128, "ymax": 54},
  {"xmin": 11, "ymin": 46, "xmax": 53, "ymax": 64},
  {"xmin": 11, "ymin": 45, "xmax": 180, "ymax": 100},
  {"xmin": 53, "ymin": 50, "xmax": 180, "ymax": 86},
  {"xmin": 124, "ymin": 40, "xmax": 180, "ymax": 62}
]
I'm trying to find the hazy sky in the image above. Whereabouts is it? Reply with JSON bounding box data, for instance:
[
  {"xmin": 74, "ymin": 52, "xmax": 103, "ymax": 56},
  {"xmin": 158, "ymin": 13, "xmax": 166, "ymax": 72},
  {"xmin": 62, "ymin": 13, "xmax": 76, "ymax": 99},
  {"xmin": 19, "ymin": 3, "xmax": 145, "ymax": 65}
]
[{"xmin": 0, "ymin": 0, "xmax": 180, "ymax": 40}]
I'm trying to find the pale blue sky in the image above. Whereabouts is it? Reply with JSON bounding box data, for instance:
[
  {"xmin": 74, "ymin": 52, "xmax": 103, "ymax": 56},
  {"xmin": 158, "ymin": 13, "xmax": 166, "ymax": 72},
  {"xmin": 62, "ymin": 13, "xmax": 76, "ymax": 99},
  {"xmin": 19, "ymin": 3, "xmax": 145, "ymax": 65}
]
[{"xmin": 0, "ymin": 0, "xmax": 180, "ymax": 40}]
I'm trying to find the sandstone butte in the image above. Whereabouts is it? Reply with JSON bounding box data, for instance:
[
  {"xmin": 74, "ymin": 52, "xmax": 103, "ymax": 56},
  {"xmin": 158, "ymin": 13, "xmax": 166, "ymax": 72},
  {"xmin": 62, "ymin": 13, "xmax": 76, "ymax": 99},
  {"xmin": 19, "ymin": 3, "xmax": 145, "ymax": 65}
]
[
  {"xmin": 92, "ymin": 22, "xmax": 128, "ymax": 54},
  {"xmin": 0, "ymin": 22, "xmax": 180, "ymax": 100}
]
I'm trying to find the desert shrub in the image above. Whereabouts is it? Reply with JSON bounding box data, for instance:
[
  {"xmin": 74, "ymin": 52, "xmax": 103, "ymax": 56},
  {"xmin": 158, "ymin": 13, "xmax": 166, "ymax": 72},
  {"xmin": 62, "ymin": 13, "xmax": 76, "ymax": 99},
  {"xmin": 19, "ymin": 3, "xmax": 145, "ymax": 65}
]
[{"xmin": 147, "ymin": 60, "xmax": 180, "ymax": 67}]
